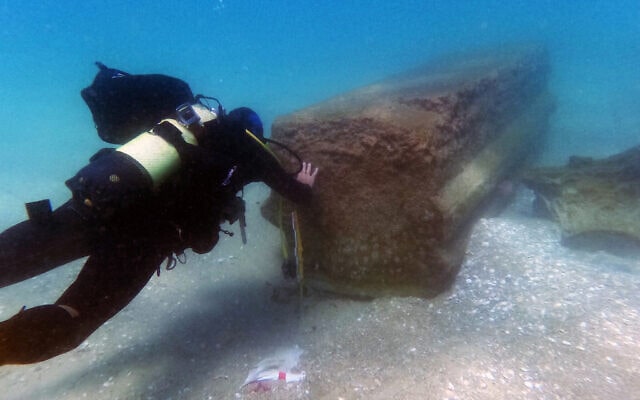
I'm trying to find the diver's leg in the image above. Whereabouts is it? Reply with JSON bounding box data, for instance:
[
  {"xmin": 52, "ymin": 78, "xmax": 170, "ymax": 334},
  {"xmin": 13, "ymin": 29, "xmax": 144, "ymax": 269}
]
[
  {"xmin": 0, "ymin": 201, "xmax": 92, "ymax": 288},
  {"xmin": 0, "ymin": 239, "xmax": 167, "ymax": 365},
  {"xmin": 0, "ymin": 304, "xmax": 79, "ymax": 364}
]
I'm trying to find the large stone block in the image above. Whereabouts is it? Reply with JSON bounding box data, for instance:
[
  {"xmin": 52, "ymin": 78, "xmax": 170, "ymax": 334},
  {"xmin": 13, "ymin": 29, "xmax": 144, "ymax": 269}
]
[
  {"xmin": 522, "ymin": 145, "xmax": 640, "ymax": 248},
  {"xmin": 262, "ymin": 45, "xmax": 554, "ymax": 297}
]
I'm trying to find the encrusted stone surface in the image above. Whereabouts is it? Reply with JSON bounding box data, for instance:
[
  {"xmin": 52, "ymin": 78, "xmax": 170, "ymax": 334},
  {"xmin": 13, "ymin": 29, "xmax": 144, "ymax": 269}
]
[
  {"xmin": 263, "ymin": 45, "xmax": 554, "ymax": 297},
  {"xmin": 522, "ymin": 145, "xmax": 640, "ymax": 246}
]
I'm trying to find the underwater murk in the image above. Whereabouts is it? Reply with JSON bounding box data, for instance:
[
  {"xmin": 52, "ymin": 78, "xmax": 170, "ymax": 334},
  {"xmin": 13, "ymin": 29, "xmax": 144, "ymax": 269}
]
[{"xmin": 0, "ymin": 1, "xmax": 638, "ymax": 399}]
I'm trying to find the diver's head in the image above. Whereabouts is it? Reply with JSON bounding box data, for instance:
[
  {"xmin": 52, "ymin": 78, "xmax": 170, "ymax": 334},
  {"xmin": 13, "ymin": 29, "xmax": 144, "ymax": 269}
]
[{"xmin": 227, "ymin": 107, "xmax": 264, "ymax": 142}]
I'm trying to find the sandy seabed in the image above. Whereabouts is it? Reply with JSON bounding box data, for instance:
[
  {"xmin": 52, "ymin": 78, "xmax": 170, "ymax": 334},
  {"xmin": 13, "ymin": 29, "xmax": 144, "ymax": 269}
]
[{"xmin": 0, "ymin": 184, "xmax": 638, "ymax": 400}]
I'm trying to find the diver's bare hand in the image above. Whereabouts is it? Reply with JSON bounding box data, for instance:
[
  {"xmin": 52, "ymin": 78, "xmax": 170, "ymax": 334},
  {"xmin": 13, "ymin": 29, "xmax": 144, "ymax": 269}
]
[{"xmin": 296, "ymin": 162, "xmax": 319, "ymax": 187}]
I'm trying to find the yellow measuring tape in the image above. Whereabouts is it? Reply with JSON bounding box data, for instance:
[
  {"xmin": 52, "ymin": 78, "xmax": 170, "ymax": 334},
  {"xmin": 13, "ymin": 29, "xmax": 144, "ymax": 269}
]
[
  {"xmin": 244, "ymin": 128, "xmax": 305, "ymax": 291},
  {"xmin": 291, "ymin": 210, "xmax": 304, "ymax": 285}
]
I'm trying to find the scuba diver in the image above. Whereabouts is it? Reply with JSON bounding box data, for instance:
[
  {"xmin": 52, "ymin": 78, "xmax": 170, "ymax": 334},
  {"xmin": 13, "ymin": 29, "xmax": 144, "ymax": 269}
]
[{"xmin": 0, "ymin": 63, "xmax": 319, "ymax": 365}]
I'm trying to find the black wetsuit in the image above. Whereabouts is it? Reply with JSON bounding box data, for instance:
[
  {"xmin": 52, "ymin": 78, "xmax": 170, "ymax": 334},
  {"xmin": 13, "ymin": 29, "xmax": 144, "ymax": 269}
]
[{"xmin": 0, "ymin": 119, "xmax": 310, "ymax": 365}]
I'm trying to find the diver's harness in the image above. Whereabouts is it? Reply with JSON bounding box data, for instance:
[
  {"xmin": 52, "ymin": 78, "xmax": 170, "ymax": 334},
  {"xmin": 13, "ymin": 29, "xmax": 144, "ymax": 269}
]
[
  {"xmin": 65, "ymin": 99, "xmax": 218, "ymax": 218},
  {"xmin": 29, "ymin": 63, "xmax": 304, "ymax": 276},
  {"xmin": 65, "ymin": 95, "xmax": 301, "ymax": 260}
]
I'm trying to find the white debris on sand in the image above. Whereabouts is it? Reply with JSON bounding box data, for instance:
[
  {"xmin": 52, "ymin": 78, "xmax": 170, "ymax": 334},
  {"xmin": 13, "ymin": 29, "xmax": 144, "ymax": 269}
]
[{"xmin": 0, "ymin": 185, "xmax": 638, "ymax": 399}]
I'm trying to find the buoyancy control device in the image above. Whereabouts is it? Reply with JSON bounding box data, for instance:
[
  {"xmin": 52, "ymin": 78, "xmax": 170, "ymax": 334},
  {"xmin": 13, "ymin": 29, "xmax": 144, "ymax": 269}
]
[{"xmin": 81, "ymin": 62, "xmax": 196, "ymax": 144}]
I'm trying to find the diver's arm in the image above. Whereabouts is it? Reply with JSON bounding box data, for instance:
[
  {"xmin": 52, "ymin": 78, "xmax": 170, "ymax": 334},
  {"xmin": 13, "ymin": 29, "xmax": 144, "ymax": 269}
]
[{"xmin": 260, "ymin": 161, "xmax": 317, "ymax": 205}]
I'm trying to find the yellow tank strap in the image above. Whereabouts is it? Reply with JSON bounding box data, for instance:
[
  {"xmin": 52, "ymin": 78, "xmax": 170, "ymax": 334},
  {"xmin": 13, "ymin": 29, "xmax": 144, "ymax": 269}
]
[{"xmin": 159, "ymin": 119, "xmax": 199, "ymax": 145}]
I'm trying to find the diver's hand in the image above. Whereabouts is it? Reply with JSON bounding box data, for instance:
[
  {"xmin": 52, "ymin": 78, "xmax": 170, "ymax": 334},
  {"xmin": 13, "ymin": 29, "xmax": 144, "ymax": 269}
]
[{"xmin": 296, "ymin": 162, "xmax": 319, "ymax": 188}]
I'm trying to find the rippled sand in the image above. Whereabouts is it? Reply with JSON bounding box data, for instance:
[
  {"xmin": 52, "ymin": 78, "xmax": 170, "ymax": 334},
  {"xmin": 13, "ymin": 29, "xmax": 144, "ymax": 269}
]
[{"xmin": 0, "ymin": 185, "xmax": 638, "ymax": 399}]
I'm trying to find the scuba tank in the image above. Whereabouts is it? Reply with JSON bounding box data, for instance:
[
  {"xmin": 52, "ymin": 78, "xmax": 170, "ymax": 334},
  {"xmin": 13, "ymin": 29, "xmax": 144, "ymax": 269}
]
[
  {"xmin": 116, "ymin": 103, "xmax": 216, "ymax": 188},
  {"xmin": 66, "ymin": 103, "xmax": 218, "ymax": 219}
]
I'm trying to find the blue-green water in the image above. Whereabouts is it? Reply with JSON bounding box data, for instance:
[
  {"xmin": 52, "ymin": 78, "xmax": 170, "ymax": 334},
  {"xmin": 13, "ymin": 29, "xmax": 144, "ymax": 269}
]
[
  {"xmin": 0, "ymin": 2, "xmax": 639, "ymax": 398},
  {"xmin": 1, "ymin": 1, "xmax": 639, "ymax": 192}
]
